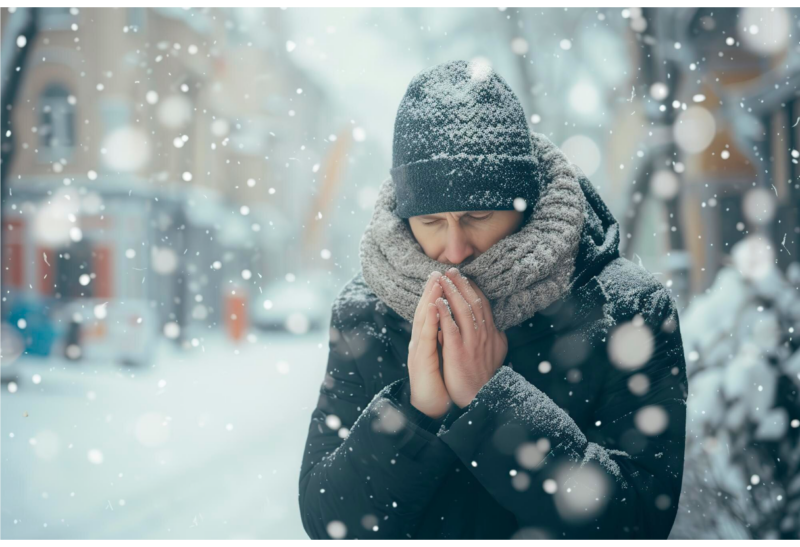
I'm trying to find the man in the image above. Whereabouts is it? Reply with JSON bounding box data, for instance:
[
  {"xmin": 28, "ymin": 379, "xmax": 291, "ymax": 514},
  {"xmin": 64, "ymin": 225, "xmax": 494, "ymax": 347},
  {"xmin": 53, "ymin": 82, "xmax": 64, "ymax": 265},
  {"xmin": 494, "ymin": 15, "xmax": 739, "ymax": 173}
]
[{"xmin": 298, "ymin": 60, "xmax": 688, "ymax": 539}]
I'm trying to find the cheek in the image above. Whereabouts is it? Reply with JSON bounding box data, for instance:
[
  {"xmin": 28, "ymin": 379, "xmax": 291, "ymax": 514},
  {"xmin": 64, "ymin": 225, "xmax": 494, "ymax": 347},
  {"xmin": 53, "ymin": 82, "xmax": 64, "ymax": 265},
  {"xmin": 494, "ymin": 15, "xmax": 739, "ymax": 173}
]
[
  {"xmin": 473, "ymin": 224, "xmax": 510, "ymax": 252},
  {"xmin": 472, "ymin": 232, "xmax": 495, "ymax": 253},
  {"xmin": 429, "ymin": 238, "xmax": 448, "ymax": 257},
  {"xmin": 416, "ymin": 232, "xmax": 445, "ymax": 258}
]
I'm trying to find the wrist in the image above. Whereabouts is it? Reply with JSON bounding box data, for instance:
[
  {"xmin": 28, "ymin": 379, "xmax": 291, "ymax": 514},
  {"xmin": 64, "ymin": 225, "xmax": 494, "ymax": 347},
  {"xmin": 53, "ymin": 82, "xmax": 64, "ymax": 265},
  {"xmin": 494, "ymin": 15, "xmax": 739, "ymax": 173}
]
[{"xmin": 410, "ymin": 394, "xmax": 450, "ymax": 420}]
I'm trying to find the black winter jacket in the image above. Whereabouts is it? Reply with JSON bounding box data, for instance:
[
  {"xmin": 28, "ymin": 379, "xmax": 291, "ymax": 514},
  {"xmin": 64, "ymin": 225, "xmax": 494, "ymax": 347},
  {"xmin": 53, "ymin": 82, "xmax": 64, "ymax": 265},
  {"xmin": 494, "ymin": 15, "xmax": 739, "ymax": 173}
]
[{"xmin": 298, "ymin": 177, "xmax": 688, "ymax": 540}]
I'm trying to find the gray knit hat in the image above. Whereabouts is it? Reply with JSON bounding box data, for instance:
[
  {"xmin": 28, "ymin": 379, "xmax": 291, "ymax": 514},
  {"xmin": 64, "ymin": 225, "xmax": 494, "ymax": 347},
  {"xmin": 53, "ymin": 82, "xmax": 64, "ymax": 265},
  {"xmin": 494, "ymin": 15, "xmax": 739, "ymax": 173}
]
[{"xmin": 390, "ymin": 59, "xmax": 538, "ymax": 219}]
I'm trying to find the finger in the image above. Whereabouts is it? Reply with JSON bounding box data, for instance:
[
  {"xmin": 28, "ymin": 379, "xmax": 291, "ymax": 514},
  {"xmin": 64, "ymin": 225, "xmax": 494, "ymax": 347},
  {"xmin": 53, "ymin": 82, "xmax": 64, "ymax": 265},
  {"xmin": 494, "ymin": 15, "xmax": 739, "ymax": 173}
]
[
  {"xmin": 435, "ymin": 296, "xmax": 462, "ymax": 347},
  {"xmin": 416, "ymin": 302, "xmax": 441, "ymax": 368},
  {"xmin": 414, "ymin": 271, "xmax": 441, "ymax": 329},
  {"xmin": 468, "ymin": 279, "xmax": 496, "ymax": 331},
  {"xmin": 411, "ymin": 271, "xmax": 443, "ymax": 349},
  {"xmin": 438, "ymin": 270, "xmax": 477, "ymax": 342},
  {"xmin": 445, "ymin": 268, "xmax": 485, "ymax": 331},
  {"xmin": 429, "ymin": 280, "xmax": 443, "ymax": 304},
  {"xmin": 419, "ymin": 283, "xmax": 443, "ymax": 342},
  {"xmin": 410, "ymin": 284, "xmax": 444, "ymax": 357}
]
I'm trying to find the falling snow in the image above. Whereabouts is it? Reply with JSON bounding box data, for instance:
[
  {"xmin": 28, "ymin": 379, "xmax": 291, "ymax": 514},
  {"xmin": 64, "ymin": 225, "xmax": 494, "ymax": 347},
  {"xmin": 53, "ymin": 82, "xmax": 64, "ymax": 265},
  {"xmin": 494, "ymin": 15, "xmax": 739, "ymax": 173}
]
[{"xmin": 2, "ymin": 5, "xmax": 799, "ymax": 541}]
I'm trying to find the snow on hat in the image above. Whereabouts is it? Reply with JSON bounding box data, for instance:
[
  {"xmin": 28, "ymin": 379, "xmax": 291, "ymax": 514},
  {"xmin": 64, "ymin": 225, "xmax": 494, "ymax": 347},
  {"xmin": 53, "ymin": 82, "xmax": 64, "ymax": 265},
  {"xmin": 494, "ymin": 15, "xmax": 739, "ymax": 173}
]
[{"xmin": 390, "ymin": 59, "xmax": 538, "ymax": 219}]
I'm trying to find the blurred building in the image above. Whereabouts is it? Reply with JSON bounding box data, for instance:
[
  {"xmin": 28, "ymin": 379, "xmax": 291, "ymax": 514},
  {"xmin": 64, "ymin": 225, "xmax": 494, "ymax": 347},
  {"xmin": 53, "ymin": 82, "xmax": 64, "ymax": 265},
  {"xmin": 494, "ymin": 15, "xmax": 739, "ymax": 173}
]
[
  {"xmin": 634, "ymin": 7, "xmax": 800, "ymax": 294},
  {"xmin": 0, "ymin": 7, "xmax": 345, "ymax": 362}
]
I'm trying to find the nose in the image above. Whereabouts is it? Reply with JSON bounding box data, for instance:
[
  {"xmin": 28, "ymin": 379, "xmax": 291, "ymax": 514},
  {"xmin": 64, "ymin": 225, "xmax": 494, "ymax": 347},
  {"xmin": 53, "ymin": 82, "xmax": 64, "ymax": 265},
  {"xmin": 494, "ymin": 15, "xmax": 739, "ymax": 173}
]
[{"xmin": 441, "ymin": 223, "xmax": 474, "ymax": 266}]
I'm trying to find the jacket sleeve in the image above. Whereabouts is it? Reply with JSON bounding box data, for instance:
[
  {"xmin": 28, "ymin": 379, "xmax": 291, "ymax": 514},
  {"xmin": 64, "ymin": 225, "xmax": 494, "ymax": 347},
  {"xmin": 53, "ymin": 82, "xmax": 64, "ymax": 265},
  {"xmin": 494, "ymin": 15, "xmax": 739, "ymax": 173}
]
[
  {"xmin": 298, "ymin": 317, "xmax": 459, "ymax": 539},
  {"xmin": 435, "ymin": 293, "xmax": 688, "ymax": 539}
]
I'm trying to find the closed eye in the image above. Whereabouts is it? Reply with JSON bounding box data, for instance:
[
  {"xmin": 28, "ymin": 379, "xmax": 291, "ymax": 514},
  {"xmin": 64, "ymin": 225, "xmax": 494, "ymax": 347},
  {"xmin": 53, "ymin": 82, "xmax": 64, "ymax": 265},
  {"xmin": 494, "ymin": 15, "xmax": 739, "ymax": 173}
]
[{"xmin": 422, "ymin": 213, "xmax": 492, "ymax": 226}]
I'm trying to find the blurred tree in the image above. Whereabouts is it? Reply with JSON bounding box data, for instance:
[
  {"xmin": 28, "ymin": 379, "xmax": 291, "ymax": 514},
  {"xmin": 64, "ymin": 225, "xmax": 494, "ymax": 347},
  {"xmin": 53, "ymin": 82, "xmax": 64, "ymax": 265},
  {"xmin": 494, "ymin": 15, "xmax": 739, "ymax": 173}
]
[
  {"xmin": 671, "ymin": 253, "xmax": 800, "ymax": 539},
  {"xmin": 1, "ymin": 8, "xmax": 39, "ymax": 293}
]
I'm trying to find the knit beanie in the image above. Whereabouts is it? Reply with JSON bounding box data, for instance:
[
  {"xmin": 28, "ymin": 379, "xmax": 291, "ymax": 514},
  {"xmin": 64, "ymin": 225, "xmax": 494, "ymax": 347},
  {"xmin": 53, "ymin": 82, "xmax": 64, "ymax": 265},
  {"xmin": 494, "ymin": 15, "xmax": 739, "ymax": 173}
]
[{"xmin": 390, "ymin": 59, "xmax": 538, "ymax": 219}]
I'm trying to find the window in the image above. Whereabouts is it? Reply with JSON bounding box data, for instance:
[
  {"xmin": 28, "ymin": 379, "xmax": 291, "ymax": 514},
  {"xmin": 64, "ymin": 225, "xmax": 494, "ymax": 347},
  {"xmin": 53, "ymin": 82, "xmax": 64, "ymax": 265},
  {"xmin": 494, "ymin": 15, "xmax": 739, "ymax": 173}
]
[
  {"xmin": 40, "ymin": 8, "xmax": 73, "ymax": 31},
  {"xmin": 56, "ymin": 241, "xmax": 94, "ymax": 299},
  {"xmin": 127, "ymin": 8, "xmax": 146, "ymax": 33},
  {"xmin": 39, "ymin": 83, "xmax": 75, "ymax": 158},
  {"xmin": 100, "ymin": 98, "xmax": 131, "ymax": 135}
]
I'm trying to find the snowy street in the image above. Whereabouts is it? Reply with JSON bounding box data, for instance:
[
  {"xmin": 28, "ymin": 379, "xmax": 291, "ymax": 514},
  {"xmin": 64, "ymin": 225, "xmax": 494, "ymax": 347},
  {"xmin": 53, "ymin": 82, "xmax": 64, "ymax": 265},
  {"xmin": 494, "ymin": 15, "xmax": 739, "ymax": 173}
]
[{"xmin": 1, "ymin": 331, "xmax": 329, "ymax": 539}]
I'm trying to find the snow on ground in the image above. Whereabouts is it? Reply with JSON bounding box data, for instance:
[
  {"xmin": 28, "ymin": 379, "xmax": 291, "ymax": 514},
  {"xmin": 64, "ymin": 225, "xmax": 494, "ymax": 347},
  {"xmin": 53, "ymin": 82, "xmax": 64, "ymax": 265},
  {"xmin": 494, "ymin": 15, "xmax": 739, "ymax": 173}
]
[{"xmin": 1, "ymin": 330, "xmax": 329, "ymax": 539}]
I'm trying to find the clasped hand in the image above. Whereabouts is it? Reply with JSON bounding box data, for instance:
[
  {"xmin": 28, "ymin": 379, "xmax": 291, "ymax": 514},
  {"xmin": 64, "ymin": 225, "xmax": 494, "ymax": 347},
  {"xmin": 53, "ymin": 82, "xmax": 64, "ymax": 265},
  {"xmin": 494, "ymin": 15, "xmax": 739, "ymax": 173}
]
[
  {"xmin": 407, "ymin": 267, "xmax": 508, "ymax": 417},
  {"xmin": 409, "ymin": 268, "xmax": 508, "ymax": 408},
  {"xmin": 436, "ymin": 267, "xmax": 509, "ymax": 408}
]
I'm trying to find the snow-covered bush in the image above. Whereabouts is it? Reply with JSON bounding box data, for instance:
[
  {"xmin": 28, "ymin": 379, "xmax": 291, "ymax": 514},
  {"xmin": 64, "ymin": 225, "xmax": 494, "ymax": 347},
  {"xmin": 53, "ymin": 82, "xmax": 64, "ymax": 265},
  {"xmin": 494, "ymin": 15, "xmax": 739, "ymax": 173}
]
[{"xmin": 670, "ymin": 243, "xmax": 800, "ymax": 539}]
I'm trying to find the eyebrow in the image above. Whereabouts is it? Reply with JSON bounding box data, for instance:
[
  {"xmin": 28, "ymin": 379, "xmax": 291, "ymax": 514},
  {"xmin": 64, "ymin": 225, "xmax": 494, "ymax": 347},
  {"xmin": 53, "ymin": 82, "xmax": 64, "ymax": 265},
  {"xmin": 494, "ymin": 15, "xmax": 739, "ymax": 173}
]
[{"xmin": 419, "ymin": 211, "xmax": 490, "ymax": 220}]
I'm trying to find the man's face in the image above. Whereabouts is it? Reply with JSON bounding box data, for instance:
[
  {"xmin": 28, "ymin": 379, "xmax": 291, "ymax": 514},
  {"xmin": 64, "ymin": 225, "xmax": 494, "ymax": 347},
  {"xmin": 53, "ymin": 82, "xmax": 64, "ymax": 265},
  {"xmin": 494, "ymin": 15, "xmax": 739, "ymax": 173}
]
[{"xmin": 408, "ymin": 210, "xmax": 525, "ymax": 267}]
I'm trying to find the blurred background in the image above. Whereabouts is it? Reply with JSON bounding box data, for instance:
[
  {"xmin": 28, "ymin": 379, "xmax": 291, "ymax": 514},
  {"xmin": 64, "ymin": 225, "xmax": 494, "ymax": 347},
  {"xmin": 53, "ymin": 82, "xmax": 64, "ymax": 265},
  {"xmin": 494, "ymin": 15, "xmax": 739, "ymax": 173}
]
[{"xmin": 1, "ymin": 6, "xmax": 800, "ymax": 540}]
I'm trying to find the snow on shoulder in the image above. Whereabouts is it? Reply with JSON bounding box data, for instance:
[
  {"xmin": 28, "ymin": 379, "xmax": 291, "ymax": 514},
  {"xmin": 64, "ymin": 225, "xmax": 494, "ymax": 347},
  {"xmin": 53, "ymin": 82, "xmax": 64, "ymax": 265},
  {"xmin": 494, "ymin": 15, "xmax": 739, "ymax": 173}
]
[
  {"xmin": 330, "ymin": 271, "xmax": 394, "ymax": 352},
  {"xmin": 330, "ymin": 272, "xmax": 385, "ymax": 329},
  {"xmin": 594, "ymin": 256, "xmax": 679, "ymax": 330}
]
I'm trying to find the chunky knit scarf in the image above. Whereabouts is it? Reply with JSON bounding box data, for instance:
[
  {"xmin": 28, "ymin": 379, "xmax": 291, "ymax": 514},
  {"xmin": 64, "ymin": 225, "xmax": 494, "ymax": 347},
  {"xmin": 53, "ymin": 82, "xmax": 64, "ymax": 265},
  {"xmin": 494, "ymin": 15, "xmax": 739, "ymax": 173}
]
[{"xmin": 359, "ymin": 132, "xmax": 588, "ymax": 332}]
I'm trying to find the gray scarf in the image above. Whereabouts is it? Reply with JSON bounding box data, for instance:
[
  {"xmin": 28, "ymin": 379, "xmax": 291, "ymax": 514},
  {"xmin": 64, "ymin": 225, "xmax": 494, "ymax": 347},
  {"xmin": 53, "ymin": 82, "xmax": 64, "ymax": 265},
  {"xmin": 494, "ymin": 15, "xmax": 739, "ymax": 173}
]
[{"xmin": 359, "ymin": 133, "xmax": 587, "ymax": 332}]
